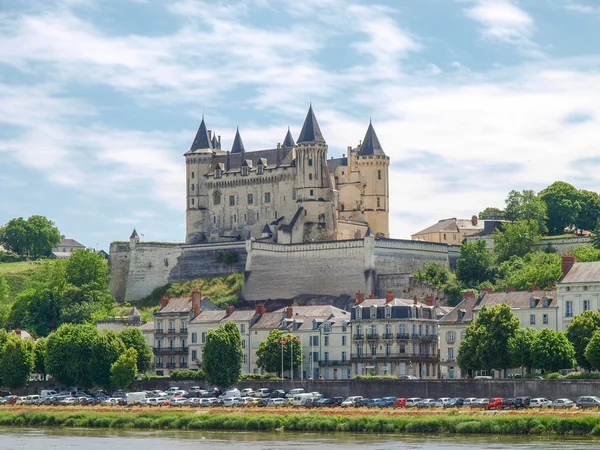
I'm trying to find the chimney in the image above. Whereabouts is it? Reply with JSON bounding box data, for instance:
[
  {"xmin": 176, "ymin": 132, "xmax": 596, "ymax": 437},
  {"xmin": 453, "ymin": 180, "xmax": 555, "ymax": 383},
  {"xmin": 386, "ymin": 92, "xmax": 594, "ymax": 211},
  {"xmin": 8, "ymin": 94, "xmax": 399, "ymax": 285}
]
[
  {"xmin": 218, "ymin": 135, "xmax": 221, "ymax": 148},
  {"xmin": 226, "ymin": 305, "xmax": 235, "ymax": 316},
  {"xmin": 479, "ymin": 287, "xmax": 492, "ymax": 295},
  {"xmin": 425, "ymin": 294, "xmax": 435, "ymax": 306},
  {"xmin": 208, "ymin": 130, "xmax": 212, "ymax": 140},
  {"xmin": 15, "ymin": 328, "xmax": 21, "ymax": 335},
  {"xmin": 356, "ymin": 292, "xmax": 365, "ymax": 304},
  {"xmin": 192, "ymin": 291, "xmax": 201, "ymax": 317},
  {"xmin": 562, "ymin": 254, "xmax": 577, "ymax": 277},
  {"xmin": 286, "ymin": 306, "xmax": 293, "ymax": 319},
  {"xmin": 368, "ymin": 293, "xmax": 376, "ymax": 299},
  {"xmin": 506, "ymin": 288, "xmax": 516, "ymax": 293},
  {"xmin": 462, "ymin": 291, "xmax": 476, "ymax": 300},
  {"xmin": 472, "ymin": 215, "xmax": 478, "ymax": 225},
  {"xmin": 529, "ymin": 284, "xmax": 540, "ymax": 292},
  {"xmin": 161, "ymin": 295, "xmax": 169, "ymax": 308},
  {"xmin": 413, "ymin": 295, "xmax": 418, "ymax": 305},
  {"xmin": 385, "ymin": 291, "xmax": 394, "ymax": 303},
  {"xmin": 255, "ymin": 302, "xmax": 266, "ymax": 316}
]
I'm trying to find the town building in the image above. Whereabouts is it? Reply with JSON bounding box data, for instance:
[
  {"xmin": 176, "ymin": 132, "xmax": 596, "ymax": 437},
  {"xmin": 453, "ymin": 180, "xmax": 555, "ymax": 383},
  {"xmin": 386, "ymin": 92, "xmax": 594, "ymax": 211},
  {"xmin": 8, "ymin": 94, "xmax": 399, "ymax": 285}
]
[
  {"xmin": 96, "ymin": 306, "xmax": 144, "ymax": 332},
  {"xmin": 438, "ymin": 288, "xmax": 558, "ymax": 379},
  {"xmin": 184, "ymin": 105, "xmax": 390, "ymax": 244},
  {"xmin": 411, "ymin": 216, "xmax": 502, "ymax": 244},
  {"xmin": 350, "ymin": 292, "xmax": 439, "ymax": 379},
  {"xmin": 557, "ymin": 254, "xmax": 600, "ymax": 331},
  {"xmin": 51, "ymin": 237, "xmax": 85, "ymax": 259}
]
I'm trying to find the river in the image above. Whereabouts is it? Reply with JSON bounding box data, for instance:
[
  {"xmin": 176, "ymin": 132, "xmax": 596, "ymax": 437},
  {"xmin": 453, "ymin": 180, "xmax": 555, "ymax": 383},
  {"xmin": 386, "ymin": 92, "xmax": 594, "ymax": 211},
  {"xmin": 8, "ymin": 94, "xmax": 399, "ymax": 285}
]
[{"xmin": 1, "ymin": 428, "xmax": 600, "ymax": 449}]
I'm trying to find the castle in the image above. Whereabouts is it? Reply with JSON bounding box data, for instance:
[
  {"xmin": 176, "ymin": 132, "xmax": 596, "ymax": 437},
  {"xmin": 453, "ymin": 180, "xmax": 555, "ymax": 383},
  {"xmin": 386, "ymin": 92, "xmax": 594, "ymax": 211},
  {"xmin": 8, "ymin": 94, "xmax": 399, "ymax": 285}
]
[{"xmin": 184, "ymin": 105, "xmax": 390, "ymax": 244}]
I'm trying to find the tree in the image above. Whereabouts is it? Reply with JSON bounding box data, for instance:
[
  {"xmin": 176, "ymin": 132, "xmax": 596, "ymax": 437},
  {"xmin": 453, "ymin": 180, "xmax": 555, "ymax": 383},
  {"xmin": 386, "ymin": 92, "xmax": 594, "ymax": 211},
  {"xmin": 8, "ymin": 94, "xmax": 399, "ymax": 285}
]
[
  {"xmin": 504, "ymin": 189, "xmax": 548, "ymax": 234},
  {"xmin": 508, "ymin": 328, "xmax": 537, "ymax": 373},
  {"xmin": 120, "ymin": 327, "xmax": 153, "ymax": 374},
  {"xmin": 531, "ymin": 329, "xmax": 575, "ymax": 373},
  {"xmin": 46, "ymin": 323, "xmax": 98, "ymax": 388},
  {"xmin": 34, "ymin": 337, "xmax": 48, "ymax": 379},
  {"xmin": 25, "ymin": 215, "xmax": 61, "ymax": 259},
  {"xmin": 65, "ymin": 249, "xmax": 110, "ymax": 288},
  {"xmin": 455, "ymin": 239, "xmax": 494, "ymax": 287},
  {"xmin": 0, "ymin": 329, "xmax": 7, "ymax": 386},
  {"xmin": 496, "ymin": 252, "xmax": 561, "ymax": 292},
  {"xmin": 0, "ymin": 217, "xmax": 29, "ymax": 255},
  {"xmin": 457, "ymin": 303, "xmax": 519, "ymax": 372},
  {"xmin": 539, "ymin": 181, "xmax": 581, "ymax": 235},
  {"xmin": 493, "ymin": 219, "xmax": 541, "ymax": 262},
  {"xmin": 203, "ymin": 321, "xmax": 243, "ymax": 388},
  {"xmin": 89, "ymin": 330, "xmax": 126, "ymax": 388},
  {"xmin": 478, "ymin": 207, "xmax": 505, "ymax": 220},
  {"xmin": 575, "ymin": 189, "xmax": 600, "ymax": 232},
  {"xmin": 412, "ymin": 263, "xmax": 464, "ymax": 306},
  {"xmin": 584, "ymin": 330, "xmax": 600, "ymax": 372},
  {"xmin": 110, "ymin": 348, "xmax": 138, "ymax": 389},
  {"xmin": 591, "ymin": 221, "xmax": 600, "ymax": 251},
  {"xmin": 0, "ymin": 275, "xmax": 8, "ymax": 303},
  {"xmin": 572, "ymin": 244, "xmax": 600, "ymax": 262},
  {"xmin": 0, "ymin": 333, "xmax": 34, "ymax": 389},
  {"xmin": 256, "ymin": 329, "xmax": 302, "ymax": 376},
  {"xmin": 565, "ymin": 310, "xmax": 600, "ymax": 371}
]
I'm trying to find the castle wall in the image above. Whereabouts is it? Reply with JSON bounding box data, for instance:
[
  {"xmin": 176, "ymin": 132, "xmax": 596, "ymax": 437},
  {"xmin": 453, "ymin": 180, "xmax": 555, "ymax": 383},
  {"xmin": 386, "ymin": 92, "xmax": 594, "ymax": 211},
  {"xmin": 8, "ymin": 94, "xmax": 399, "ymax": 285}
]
[
  {"xmin": 109, "ymin": 242, "xmax": 132, "ymax": 302},
  {"xmin": 465, "ymin": 234, "xmax": 591, "ymax": 255},
  {"xmin": 375, "ymin": 273, "xmax": 448, "ymax": 304}
]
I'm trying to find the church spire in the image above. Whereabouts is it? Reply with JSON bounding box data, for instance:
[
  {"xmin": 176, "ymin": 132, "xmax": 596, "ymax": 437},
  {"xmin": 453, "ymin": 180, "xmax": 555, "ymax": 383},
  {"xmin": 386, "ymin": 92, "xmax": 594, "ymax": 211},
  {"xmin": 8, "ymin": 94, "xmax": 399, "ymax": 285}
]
[
  {"xmin": 231, "ymin": 127, "xmax": 245, "ymax": 154},
  {"xmin": 359, "ymin": 120, "xmax": 385, "ymax": 156},
  {"xmin": 282, "ymin": 127, "xmax": 295, "ymax": 148},
  {"xmin": 190, "ymin": 116, "xmax": 213, "ymax": 151},
  {"xmin": 297, "ymin": 104, "xmax": 325, "ymax": 144}
]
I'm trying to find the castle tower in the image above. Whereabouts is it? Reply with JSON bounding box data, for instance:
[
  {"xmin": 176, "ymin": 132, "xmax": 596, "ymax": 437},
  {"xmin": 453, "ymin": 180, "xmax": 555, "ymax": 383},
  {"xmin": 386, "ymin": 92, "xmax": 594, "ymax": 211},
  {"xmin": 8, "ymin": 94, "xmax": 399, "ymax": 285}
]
[
  {"xmin": 295, "ymin": 105, "xmax": 336, "ymax": 241},
  {"xmin": 356, "ymin": 120, "xmax": 390, "ymax": 237},
  {"xmin": 185, "ymin": 116, "xmax": 216, "ymax": 244}
]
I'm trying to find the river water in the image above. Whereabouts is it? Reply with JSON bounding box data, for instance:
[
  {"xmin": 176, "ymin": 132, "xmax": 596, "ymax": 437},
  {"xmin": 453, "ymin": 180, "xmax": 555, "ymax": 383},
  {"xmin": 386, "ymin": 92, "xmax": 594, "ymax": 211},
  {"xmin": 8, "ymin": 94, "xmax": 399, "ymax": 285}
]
[{"xmin": 1, "ymin": 428, "xmax": 600, "ymax": 449}]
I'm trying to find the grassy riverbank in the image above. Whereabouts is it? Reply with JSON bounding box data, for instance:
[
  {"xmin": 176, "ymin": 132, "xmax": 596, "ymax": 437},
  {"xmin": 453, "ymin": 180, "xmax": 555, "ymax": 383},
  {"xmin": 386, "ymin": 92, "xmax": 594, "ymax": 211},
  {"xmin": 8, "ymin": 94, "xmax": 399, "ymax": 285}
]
[{"xmin": 2, "ymin": 408, "xmax": 600, "ymax": 435}]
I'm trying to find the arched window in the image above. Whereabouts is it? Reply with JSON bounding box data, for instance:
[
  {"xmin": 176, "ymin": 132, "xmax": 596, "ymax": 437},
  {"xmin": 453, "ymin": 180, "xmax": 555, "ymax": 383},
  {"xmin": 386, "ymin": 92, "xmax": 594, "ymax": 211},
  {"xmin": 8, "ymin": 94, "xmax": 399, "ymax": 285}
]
[{"xmin": 213, "ymin": 190, "xmax": 221, "ymax": 205}]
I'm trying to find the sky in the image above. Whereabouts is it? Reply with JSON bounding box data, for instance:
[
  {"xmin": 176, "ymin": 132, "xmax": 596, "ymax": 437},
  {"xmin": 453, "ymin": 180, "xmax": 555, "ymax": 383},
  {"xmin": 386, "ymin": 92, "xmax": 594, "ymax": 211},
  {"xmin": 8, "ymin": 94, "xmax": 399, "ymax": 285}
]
[{"xmin": 2, "ymin": 0, "xmax": 600, "ymax": 250}]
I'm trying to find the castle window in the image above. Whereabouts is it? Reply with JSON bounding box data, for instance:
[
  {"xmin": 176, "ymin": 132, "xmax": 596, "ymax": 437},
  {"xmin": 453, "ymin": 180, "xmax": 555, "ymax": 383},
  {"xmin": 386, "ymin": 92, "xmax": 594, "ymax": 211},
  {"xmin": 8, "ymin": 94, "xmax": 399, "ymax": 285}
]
[
  {"xmin": 340, "ymin": 204, "xmax": 344, "ymax": 211},
  {"xmin": 265, "ymin": 192, "xmax": 271, "ymax": 203},
  {"xmin": 191, "ymin": 184, "xmax": 194, "ymax": 191},
  {"xmin": 309, "ymin": 173, "xmax": 313, "ymax": 180},
  {"xmin": 229, "ymin": 195, "xmax": 235, "ymax": 206},
  {"xmin": 310, "ymin": 189, "xmax": 314, "ymax": 197},
  {"xmin": 215, "ymin": 167, "xmax": 222, "ymax": 178},
  {"xmin": 377, "ymin": 197, "xmax": 380, "ymax": 208},
  {"xmin": 244, "ymin": 214, "xmax": 247, "ymax": 221},
  {"xmin": 234, "ymin": 214, "xmax": 237, "ymax": 222},
  {"xmin": 191, "ymin": 199, "xmax": 194, "ymax": 205},
  {"xmin": 213, "ymin": 191, "xmax": 221, "ymax": 205},
  {"xmin": 247, "ymin": 193, "xmax": 253, "ymax": 205},
  {"xmin": 192, "ymin": 172, "xmax": 195, "ymax": 179},
  {"xmin": 257, "ymin": 165, "xmax": 263, "ymax": 175},
  {"xmin": 378, "ymin": 170, "xmax": 381, "ymax": 180},
  {"xmin": 257, "ymin": 213, "xmax": 259, "ymax": 221},
  {"xmin": 308, "ymin": 158, "xmax": 313, "ymax": 166},
  {"xmin": 241, "ymin": 166, "xmax": 248, "ymax": 176},
  {"xmin": 213, "ymin": 216, "xmax": 216, "ymax": 224}
]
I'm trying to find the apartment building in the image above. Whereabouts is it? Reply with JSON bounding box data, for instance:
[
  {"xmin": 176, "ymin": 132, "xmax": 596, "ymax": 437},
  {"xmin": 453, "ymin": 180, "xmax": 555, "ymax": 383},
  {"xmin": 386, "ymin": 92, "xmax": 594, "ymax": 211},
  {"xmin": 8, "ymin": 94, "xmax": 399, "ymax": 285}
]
[{"xmin": 558, "ymin": 255, "xmax": 600, "ymax": 331}]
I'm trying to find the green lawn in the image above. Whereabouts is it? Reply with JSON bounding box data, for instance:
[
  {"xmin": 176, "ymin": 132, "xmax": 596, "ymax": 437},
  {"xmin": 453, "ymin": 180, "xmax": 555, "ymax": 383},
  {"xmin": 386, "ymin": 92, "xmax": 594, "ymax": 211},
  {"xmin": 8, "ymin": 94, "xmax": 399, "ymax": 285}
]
[{"xmin": 0, "ymin": 261, "xmax": 43, "ymax": 304}]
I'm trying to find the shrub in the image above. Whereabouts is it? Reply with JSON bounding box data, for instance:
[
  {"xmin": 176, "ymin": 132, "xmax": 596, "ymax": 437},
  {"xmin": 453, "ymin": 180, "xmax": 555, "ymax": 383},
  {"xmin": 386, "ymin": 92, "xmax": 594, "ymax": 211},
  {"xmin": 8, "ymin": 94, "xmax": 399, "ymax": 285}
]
[
  {"xmin": 170, "ymin": 369, "xmax": 205, "ymax": 381},
  {"xmin": 544, "ymin": 372, "xmax": 563, "ymax": 379},
  {"xmin": 239, "ymin": 373, "xmax": 281, "ymax": 381},
  {"xmin": 351, "ymin": 375, "xmax": 398, "ymax": 380}
]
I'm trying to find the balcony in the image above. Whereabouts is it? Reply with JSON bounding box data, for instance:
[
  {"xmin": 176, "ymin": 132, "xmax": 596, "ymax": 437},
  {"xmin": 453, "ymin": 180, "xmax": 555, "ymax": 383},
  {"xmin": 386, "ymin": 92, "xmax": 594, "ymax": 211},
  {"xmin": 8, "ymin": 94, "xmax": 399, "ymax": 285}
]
[
  {"xmin": 411, "ymin": 334, "xmax": 438, "ymax": 341},
  {"xmin": 318, "ymin": 360, "xmax": 349, "ymax": 366},
  {"xmin": 179, "ymin": 363, "xmax": 188, "ymax": 369},
  {"xmin": 396, "ymin": 333, "xmax": 410, "ymax": 340},
  {"xmin": 166, "ymin": 363, "xmax": 176, "ymax": 369},
  {"xmin": 382, "ymin": 333, "xmax": 394, "ymax": 339},
  {"xmin": 180, "ymin": 328, "xmax": 188, "ymax": 334},
  {"xmin": 353, "ymin": 334, "xmax": 364, "ymax": 340},
  {"xmin": 366, "ymin": 333, "xmax": 379, "ymax": 340},
  {"xmin": 154, "ymin": 347, "xmax": 189, "ymax": 354},
  {"xmin": 154, "ymin": 362, "xmax": 163, "ymax": 368},
  {"xmin": 156, "ymin": 329, "xmax": 164, "ymax": 335}
]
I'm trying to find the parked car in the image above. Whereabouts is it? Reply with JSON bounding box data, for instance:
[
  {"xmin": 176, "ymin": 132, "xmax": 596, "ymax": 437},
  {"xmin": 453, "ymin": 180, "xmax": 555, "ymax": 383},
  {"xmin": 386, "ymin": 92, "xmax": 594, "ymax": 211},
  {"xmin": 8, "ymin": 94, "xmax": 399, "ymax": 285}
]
[
  {"xmin": 472, "ymin": 398, "xmax": 489, "ymax": 408},
  {"xmin": 380, "ymin": 397, "xmax": 396, "ymax": 407},
  {"xmin": 487, "ymin": 398, "xmax": 503, "ymax": 409},
  {"xmin": 331, "ymin": 397, "xmax": 345, "ymax": 407},
  {"xmin": 416, "ymin": 398, "xmax": 437, "ymax": 408},
  {"xmin": 445, "ymin": 398, "xmax": 465, "ymax": 408},
  {"xmin": 254, "ymin": 388, "xmax": 271, "ymax": 398},
  {"xmin": 405, "ymin": 397, "xmax": 422, "ymax": 407},
  {"xmin": 514, "ymin": 397, "xmax": 531, "ymax": 409},
  {"xmin": 341, "ymin": 396, "xmax": 363, "ymax": 408},
  {"xmin": 393, "ymin": 398, "xmax": 407, "ymax": 407},
  {"xmin": 240, "ymin": 388, "xmax": 254, "ymax": 397},
  {"xmin": 576, "ymin": 396, "xmax": 600, "ymax": 409},
  {"xmin": 530, "ymin": 398, "xmax": 552, "ymax": 408},
  {"xmin": 24, "ymin": 395, "xmax": 42, "ymax": 405},
  {"xmin": 364, "ymin": 398, "xmax": 379, "ymax": 408},
  {"xmin": 60, "ymin": 397, "xmax": 79, "ymax": 406},
  {"xmin": 315, "ymin": 398, "xmax": 334, "ymax": 407},
  {"xmin": 434, "ymin": 397, "xmax": 452, "ymax": 408},
  {"xmin": 399, "ymin": 375, "xmax": 419, "ymax": 380},
  {"xmin": 270, "ymin": 390, "xmax": 286, "ymax": 399},
  {"xmin": 169, "ymin": 397, "xmax": 189, "ymax": 407},
  {"xmin": 501, "ymin": 398, "xmax": 516, "ymax": 409},
  {"xmin": 286, "ymin": 388, "xmax": 306, "ymax": 398},
  {"xmin": 551, "ymin": 398, "xmax": 574, "ymax": 409},
  {"xmin": 243, "ymin": 397, "xmax": 258, "ymax": 406},
  {"xmin": 463, "ymin": 397, "xmax": 478, "ymax": 406},
  {"xmin": 266, "ymin": 398, "xmax": 285, "ymax": 407},
  {"xmin": 165, "ymin": 387, "xmax": 181, "ymax": 395}
]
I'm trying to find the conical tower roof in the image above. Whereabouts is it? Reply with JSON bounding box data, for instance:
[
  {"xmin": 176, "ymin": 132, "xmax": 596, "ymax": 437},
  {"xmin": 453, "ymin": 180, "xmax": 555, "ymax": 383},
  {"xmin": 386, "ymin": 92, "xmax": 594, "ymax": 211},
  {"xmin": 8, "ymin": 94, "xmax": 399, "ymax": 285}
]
[
  {"xmin": 282, "ymin": 127, "xmax": 295, "ymax": 148},
  {"xmin": 190, "ymin": 116, "xmax": 213, "ymax": 151},
  {"xmin": 297, "ymin": 104, "xmax": 325, "ymax": 144},
  {"xmin": 130, "ymin": 228, "xmax": 139, "ymax": 239},
  {"xmin": 231, "ymin": 127, "xmax": 245, "ymax": 154},
  {"xmin": 359, "ymin": 120, "xmax": 385, "ymax": 156}
]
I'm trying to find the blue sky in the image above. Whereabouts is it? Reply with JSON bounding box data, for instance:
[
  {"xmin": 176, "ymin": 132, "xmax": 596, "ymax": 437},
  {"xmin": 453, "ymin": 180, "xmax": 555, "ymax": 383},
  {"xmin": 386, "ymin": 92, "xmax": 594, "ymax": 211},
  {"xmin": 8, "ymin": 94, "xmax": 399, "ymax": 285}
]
[{"xmin": 2, "ymin": 0, "xmax": 600, "ymax": 250}]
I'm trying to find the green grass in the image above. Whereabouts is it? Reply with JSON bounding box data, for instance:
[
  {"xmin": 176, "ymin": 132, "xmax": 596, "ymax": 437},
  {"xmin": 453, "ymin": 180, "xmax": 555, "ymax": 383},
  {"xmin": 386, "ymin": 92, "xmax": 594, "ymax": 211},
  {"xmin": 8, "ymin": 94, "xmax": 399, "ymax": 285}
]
[
  {"xmin": 0, "ymin": 261, "xmax": 43, "ymax": 304},
  {"xmin": 1, "ymin": 410, "xmax": 600, "ymax": 435}
]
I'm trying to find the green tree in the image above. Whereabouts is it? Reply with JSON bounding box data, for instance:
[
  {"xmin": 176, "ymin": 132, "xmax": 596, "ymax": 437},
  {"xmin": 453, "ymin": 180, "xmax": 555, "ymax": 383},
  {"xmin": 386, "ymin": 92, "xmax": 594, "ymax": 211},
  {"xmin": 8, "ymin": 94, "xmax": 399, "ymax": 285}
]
[
  {"xmin": 0, "ymin": 217, "xmax": 29, "ymax": 255},
  {"xmin": 493, "ymin": 219, "xmax": 541, "ymax": 262},
  {"xmin": 412, "ymin": 263, "xmax": 464, "ymax": 306},
  {"xmin": 565, "ymin": 310, "xmax": 600, "ymax": 371},
  {"xmin": 584, "ymin": 330, "xmax": 600, "ymax": 372},
  {"xmin": 508, "ymin": 328, "xmax": 537, "ymax": 373},
  {"xmin": 202, "ymin": 321, "xmax": 243, "ymax": 388},
  {"xmin": 0, "ymin": 305, "xmax": 9, "ymax": 331},
  {"xmin": 504, "ymin": 189, "xmax": 548, "ymax": 234},
  {"xmin": 46, "ymin": 323, "xmax": 98, "ymax": 388},
  {"xmin": 496, "ymin": 252, "xmax": 561, "ymax": 291},
  {"xmin": 478, "ymin": 207, "xmax": 505, "ymax": 220},
  {"xmin": 455, "ymin": 239, "xmax": 494, "ymax": 287},
  {"xmin": 575, "ymin": 189, "xmax": 600, "ymax": 232},
  {"xmin": 119, "ymin": 327, "xmax": 153, "ymax": 374},
  {"xmin": 0, "ymin": 329, "xmax": 8, "ymax": 386},
  {"xmin": 26, "ymin": 215, "xmax": 61, "ymax": 259},
  {"xmin": 110, "ymin": 348, "xmax": 138, "ymax": 389},
  {"xmin": 89, "ymin": 330, "xmax": 126, "ymax": 387},
  {"xmin": 0, "ymin": 332, "xmax": 35, "ymax": 388},
  {"xmin": 0, "ymin": 275, "xmax": 9, "ymax": 303},
  {"xmin": 539, "ymin": 181, "xmax": 581, "ymax": 235},
  {"xmin": 256, "ymin": 329, "xmax": 302, "ymax": 376},
  {"xmin": 531, "ymin": 329, "xmax": 575, "ymax": 373},
  {"xmin": 65, "ymin": 249, "xmax": 110, "ymax": 288},
  {"xmin": 590, "ymin": 221, "xmax": 600, "ymax": 251},
  {"xmin": 572, "ymin": 244, "xmax": 600, "ymax": 262},
  {"xmin": 457, "ymin": 303, "xmax": 519, "ymax": 372},
  {"xmin": 33, "ymin": 337, "xmax": 48, "ymax": 379}
]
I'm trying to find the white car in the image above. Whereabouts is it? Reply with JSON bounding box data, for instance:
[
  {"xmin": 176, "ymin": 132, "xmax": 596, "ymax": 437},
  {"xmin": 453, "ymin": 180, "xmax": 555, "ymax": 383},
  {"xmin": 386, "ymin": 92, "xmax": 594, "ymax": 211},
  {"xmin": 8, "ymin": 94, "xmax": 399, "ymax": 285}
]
[
  {"xmin": 240, "ymin": 388, "xmax": 254, "ymax": 397},
  {"xmin": 471, "ymin": 398, "xmax": 489, "ymax": 408},
  {"xmin": 170, "ymin": 397, "xmax": 189, "ymax": 407},
  {"xmin": 165, "ymin": 387, "xmax": 181, "ymax": 395},
  {"xmin": 434, "ymin": 397, "xmax": 452, "ymax": 408},
  {"xmin": 254, "ymin": 388, "xmax": 271, "ymax": 398},
  {"xmin": 102, "ymin": 398, "xmax": 121, "ymax": 406},
  {"xmin": 286, "ymin": 388, "xmax": 305, "ymax": 398},
  {"xmin": 60, "ymin": 397, "xmax": 79, "ymax": 405},
  {"xmin": 530, "ymin": 398, "xmax": 552, "ymax": 408},
  {"xmin": 223, "ymin": 397, "xmax": 242, "ymax": 407},
  {"xmin": 399, "ymin": 375, "xmax": 419, "ymax": 380},
  {"xmin": 463, "ymin": 397, "xmax": 478, "ymax": 406},
  {"xmin": 405, "ymin": 398, "xmax": 422, "ymax": 407},
  {"xmin": 267, "ymin": 398, "xmax": 285, "ymax": 406},
  {"xmin": 341, "ymin": 396, "xmax": 363, "ymax": 407}
]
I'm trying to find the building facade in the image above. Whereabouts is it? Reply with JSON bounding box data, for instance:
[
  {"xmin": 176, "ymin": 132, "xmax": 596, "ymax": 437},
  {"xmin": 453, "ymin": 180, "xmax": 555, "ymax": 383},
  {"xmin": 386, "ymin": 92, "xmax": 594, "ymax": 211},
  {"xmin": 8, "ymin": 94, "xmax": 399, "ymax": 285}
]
[
  {"xmin": 350, "ymin": 293, "xmax": 439, "ymax": 379},
  {"xmin": 184, "ymin": 106, "xmax": 390, "ymax": 244},
  {"xmin": 558, "ymin": 255, "xmax": 600, "ymax": 331},
  {"xmin": 411, "ymin": 216, "xmax": 501, "ymax": 244}
]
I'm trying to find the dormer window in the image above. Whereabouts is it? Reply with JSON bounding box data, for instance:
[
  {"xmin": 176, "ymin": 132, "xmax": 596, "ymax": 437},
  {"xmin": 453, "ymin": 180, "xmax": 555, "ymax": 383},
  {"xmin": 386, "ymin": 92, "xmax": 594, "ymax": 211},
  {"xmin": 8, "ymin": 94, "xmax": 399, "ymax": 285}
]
[
  {"xmin": 370, "ymin": 306, "xmax": 377, "ymax": 319},
  {"xmin": 313, "ymin": 320, "xmax": 318, "ymax": 330},
  {"xmin": 543, "ymin": 297, "xmax": 551, "ymax": 308},
  {"xmin": 324, "ymin": 322, "xmax": 331, "ymax": 333},
  {"xmin": 530, "ymin": 297, "xmax": 539, "ymax": 308},
  {"xmin": 215, "ymin": 167, "xmax": 222, "ymax": 178},
  {"xmin": 257, "ymin": 165, "xmax": 263, "ymax": 175},
  {"xmin": 457, "ymin": 310, "xmax": 465, "ymax": 321},
  {"xmin": 385, "ymin": 306, "xmax": 391, "ymax": 318},
  {"xmin": 341, "ymin": 321, "xmax": 347, "ymax": 332},
  {"xmin": 241, "ymin": 165, "xmax": 249, "ymax": 176}
]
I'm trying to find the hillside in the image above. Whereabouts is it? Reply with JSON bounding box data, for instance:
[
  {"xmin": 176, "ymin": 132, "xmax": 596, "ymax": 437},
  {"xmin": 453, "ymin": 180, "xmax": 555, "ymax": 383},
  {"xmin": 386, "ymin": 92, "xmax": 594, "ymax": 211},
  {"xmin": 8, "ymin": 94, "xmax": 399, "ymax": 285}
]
[{"xmin": 0, "ymin": 261, "xmax": 43, "ymax": 304}]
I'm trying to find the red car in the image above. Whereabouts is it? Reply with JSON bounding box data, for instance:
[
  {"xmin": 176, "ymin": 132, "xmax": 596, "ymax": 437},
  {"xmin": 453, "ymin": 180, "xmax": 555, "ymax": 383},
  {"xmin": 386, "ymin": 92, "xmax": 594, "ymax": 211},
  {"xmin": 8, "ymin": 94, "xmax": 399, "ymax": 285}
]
[
  {"xmin": 487, "ymin": 398, "xmax": 503, "ymax": 409},
  {"xmin": 394, "ymin": 398, "xmax": 407, "ymax": 407}
]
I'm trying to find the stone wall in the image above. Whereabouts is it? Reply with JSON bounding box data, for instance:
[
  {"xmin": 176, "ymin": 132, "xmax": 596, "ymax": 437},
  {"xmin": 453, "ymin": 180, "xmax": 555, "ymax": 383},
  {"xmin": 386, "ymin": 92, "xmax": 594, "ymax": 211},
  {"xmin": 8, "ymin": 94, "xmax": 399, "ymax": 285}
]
[
  {"xmin": 466, "ymin": 234, "xmax": 591, "ymax": 255},
  {"xmin": 376, "ymin": 274, "xmax": 447, "ymax": 304}
]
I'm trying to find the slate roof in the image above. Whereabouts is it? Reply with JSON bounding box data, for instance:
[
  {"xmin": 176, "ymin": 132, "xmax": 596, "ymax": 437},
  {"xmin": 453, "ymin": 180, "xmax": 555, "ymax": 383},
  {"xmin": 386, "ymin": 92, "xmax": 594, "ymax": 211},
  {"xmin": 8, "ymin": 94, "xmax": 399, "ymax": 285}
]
[
  {"xmin": 359, "ymin": 121, "xmax": 385, "ymax": 156},
  {"xmin": 158, "ymin": 296, "xmax": 220, "ymax": 314},
  {"xmin": 130, "ymin": 229, "xmax": 139, "ymax": 239},
  {"xmin": 560, "ymin": 262, "xmax": 600, "ymax": 284},
  {"xmin": 327, "ymin": 156, "xmax": 348, "ymax": 171},
  {"xmin": 412, "ymin": 218, "xmax": 483, "ymax": 236},
  {"xmin": 190, "ymin": 116, "xmax": 213, "ymax": 151},
  {"xmin": 251, "ymin": 305, "xmax": 349, "ymax": 330},
  {"xmin": 279, "ymin": 207, "xmax": 304, "ymax": 233},
  {"xmin": 224, "ymin": 310, "xmax": 257, "ymax": 322},
  {"xmin": 297, "ymin": 105, "xmax": 325, "ymax": 144},
  {"xmin": 139, "ymin": 322, "xmax": 155, "ymax": 331},
  {"xmin": 474, "ymin": 290, "xmax": 557, "ymax": 310},
  {"xmin": 207, "ymin": 147, "xmax": 295, "ymax": 176},
  {"xmin": 283, "ymin": 127, "xmax": 295, "ymax": 148},
  {"xmin": 57, "ymin": 238, "xmax": 86, "ymax": 248},
  {"xmin": 231, "ymin": 127, "xmax": 245, "ymax": 153},
  {"xmin": 262, "ymin": 223, "xmax": 272, "ymax": 234},
  {"xmin": 191, "ymin": 311, "xmax": 228, "ymax": 323}
]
